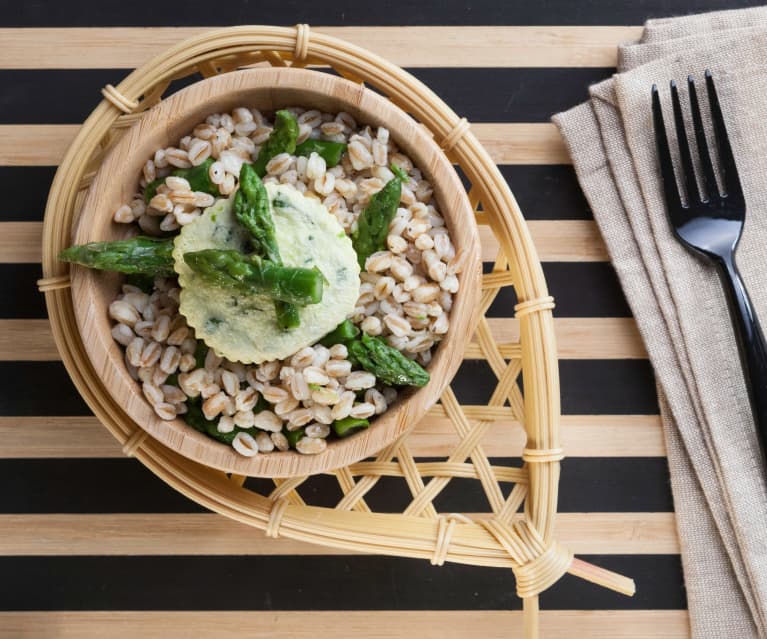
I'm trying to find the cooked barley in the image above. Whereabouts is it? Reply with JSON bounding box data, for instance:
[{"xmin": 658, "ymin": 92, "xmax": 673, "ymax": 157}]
[{"xmin": 232, "ymin": 431, "xmax": 259, "ymax": 457}]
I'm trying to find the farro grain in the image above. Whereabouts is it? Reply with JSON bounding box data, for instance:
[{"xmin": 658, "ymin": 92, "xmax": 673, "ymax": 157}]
[
  {"xmin": 217, "ymin": 415, "xmax": 235, "ymax": 433},
  {"xmin": 432, "ymin": 313, "xmax": 449, "ymax": 334},
  {"xmin": 328, "ymin": 344, "xmax": 348, "ymax": 359},
  {"xmin": 345, "ymin": 371, "xmax": 377, "ymax": 390},
  {"xmin": 312, "ymin": 344, "xmax": 331, "ymax": 367},
  {"xmin": 221, "ymin": 370, "xmax": 240, "ymax": 396},
  {"xmin": 235, "ymin": 387, "xmax": 259, "ymax": 412},
  {"xmin": 254, "ymin": 431, "xmax": 274, "ymax": 452},
  {"xmin": 233, "ymin": 410, "xmax": 255, "ymax": 429},
  {"xmin": 162, "ymin": 384, "xmax": 186, "ymax": 404},
  {"xmin": 274, "ymin": 396, "xmax": 299, "ymax": 416},
  {"xmin": 232, "ymin": 431, "xmax": 259, "ymax": 456},
  {"xmin": 200, "ymin": 381, "xmax": 221, "ymax": 400},
  {"xmin": 306, "ymin": 423, "xmax": 331, "ymax": 438},
  {"xmin": 312, "ymin": 387, "xmax": 340, "ymax": 405},
  {"xmin": 109, "ymin": 300, "xmax": 140, "ymax": 326},
  {"xmin": 202, "ymin": 392, "xmax": 228, "ymax": 420},
  {"xmin": 253, "ymin": 410, "xmax": 282, "ymax": 432},
  {"xmin": 142, "ymin": 382, "xmax": 164, "ymax": 406},
  {"xmin": 166, "ymin": 148, "xmax": 191, "ymax": 168},
  {"xmin": 350, "ymin": 402, "xmax": 376, "ymax": 419},
  {"xmin": 114, "ymin": 204, "xmax": 136, "ymax": 224},
  {"xmin": 325, "ymin": 358, "xmax": 352, "ymax": 377},
  {"xmin": 111, "ymin": 323, "xmax": 135, "ymax": 346},
  {"xmin": 360, "ymin": 315, "xmax": 383, "ymax": 336},
  {"xmin": 154, "ymin": 402, "xmax": 177, "ymax": 421},
  {"xmin": 262, "ymin": 385, "xmax": 289, "ymax": 404},
  {"xmin": 365, "ymin": 388, "xmax": 388, "ymax": 414},
  {"xmin": 296, "ymin": 436, "xmax": 327, "ymax": 455},
  {"xmin": 312, "ymin": 405, "xmax": 333, "ymax": 424},
  {"xmin": 290, "ymin": 347, "xmax": 315, "ymax": 369},
  {"xmin": 271, "ymin": 431, "xmax": 290, "ymax": 451},
  {"xmin": 160, "ymin": 345, "xmax": 181, "ymax": 374},
  {"xmin": 287, "ymin": 407, "xmax": 313, "ymax": 428},
  {"xmin": 331, "ymin": 390, "xmax": 355, "ymax": 420},
  {"xmin": 140, "ymin": 341, "xmax": 162, "ymax": 367},
  {"xmin": 303, "ymin": 366, "xmax": 329, "ymax": 386},
  {"xmin": 151, "ymin": 314, "xmax": 171, "ymax": 342}
]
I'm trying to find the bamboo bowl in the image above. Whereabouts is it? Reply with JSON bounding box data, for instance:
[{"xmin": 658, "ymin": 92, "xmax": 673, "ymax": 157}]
[{"xmin": 69, "ymin": 67, "xmax": 482, "ymax": 478}]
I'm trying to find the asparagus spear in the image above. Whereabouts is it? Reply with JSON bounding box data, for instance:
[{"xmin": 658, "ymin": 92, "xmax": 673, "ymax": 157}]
[
  {"xmin": 144, "ymin": 157, "xmax": 217, "ymax": 203},
  {"xmin": 235, "ymin": 162, "xmax": 300, "ymax": 329},
  {"xmin": 347, "ymin": 333, "xmax": 430, "ymax": 387},
  {"xmin": 332, "ymin": 416, "xmax": 370, "ymax": 438},
  {"xmin": 58, "ymin": 237, "xmax": 175, "ymax": 276},
  {"xmin": 182, "ymin": 249, "xmax": 323, "ymax": 306},
  {"xmin": 317, "ymin": 319, "xmax": 360, "ymax": 347},
  {"xmin": 252, "ymin": 110, "xmax": 300, "ymax": 177},
  {"xmin": 295, "ymin": 139, "xmax": 347, "ymax": 167},
  {"xmin": 352, "ymin": 164, "xmax": 410, "ymax": 268}
]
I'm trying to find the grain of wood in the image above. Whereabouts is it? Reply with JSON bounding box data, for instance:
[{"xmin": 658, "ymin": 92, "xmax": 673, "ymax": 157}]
[
  {"xmin": 0, "ymin": 512, "xmax": 679, "ymax": 555},
  {"xmin": 0, "ymin": 610, "xmax": 689, "ymax": 639},
  {"xmin": 0, "ymin": 317, "xmax": 645, "ymax": 362},
  {"xmin": 0, "ymin": 414, "xmax": 664, "ymax": 458},
  {"xmin": 2, "ymin": 221, "xmax": 606, "ymax": 263},
  {"xmin": 0, "ymin": 123, "xmax": 567, "ymax": 166},
  {"xmin": 0, "ymin": 222, "xmax": 42, "ymax": 262},
  {"xmin": 0, "ymin": 26, "xmax": 642, "ymax": 69}
]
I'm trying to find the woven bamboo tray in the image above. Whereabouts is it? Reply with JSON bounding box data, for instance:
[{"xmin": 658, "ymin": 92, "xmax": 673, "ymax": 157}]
[{"xmin": 38, "ymin": 25, "xmax": 635, "ymax": 638}]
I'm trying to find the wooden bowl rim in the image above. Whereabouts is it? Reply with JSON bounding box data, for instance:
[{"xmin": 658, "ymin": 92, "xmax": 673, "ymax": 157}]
[{"xmin": 70, "ymin": 66, "xmax": 481, "ymax": 477}]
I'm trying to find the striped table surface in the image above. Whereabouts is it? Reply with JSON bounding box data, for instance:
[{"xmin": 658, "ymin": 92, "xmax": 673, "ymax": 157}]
[{"xmin": 4, "ymin": 1, "xmax": 759, "ymax": 637}]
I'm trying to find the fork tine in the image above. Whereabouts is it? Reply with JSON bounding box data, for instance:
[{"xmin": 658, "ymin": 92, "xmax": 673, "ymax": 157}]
[
  {"xmin": 652, "ymin": 84, "xmax": 684, "ymax": 212},
  {"xmin": 705, "ymin": 69, "xmax": 745, "ymax": 205},
  {"xmin": 687, "ymin": 75, "xmax": 718, "ymax": 201},
  {"xmin": 670, "ymin": 79, "xmax": 699, "ymax": 205}
]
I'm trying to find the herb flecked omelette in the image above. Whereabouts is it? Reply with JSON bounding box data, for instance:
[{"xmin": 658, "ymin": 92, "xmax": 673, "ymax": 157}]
[{"xmin": 173, "ymin": 184, "xmax": 361, "ymax": 363}]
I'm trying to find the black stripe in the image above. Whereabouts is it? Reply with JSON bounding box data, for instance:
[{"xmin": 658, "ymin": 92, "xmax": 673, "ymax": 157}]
[
  {"xmin": 1, "ymin": 166, "xmax": 592, "ymax": 221},
  {"xmin": 0, "ymin": 358, "xmax": 656, "ymax": 417},
  {"xmin": 453, "ymin": 359, "xmax": 659, "ymax": 415},
  {"xmin": 2, "ymin": 167, "xmax": 58, "ymax": 220},
  {"xmin": 0, "ymin": 264, "xmax": 46, "ymax": 318},
  {"xmin": 0, "ymin": 457, "xmax": 673, "ymax": 513},
  {"xmin": 0, "ymin": 68, "xmax": 612, "ymax": 124},
  {"xmin": 0, "ymin": 0, "xmax": 759, "ymax": 26},
  {"xmin": 486, "ymin": 262, "xmax": 632, "ymax": 318},
  {"xmin": 499, "ymin": 166, "xmax": 592, "ymax": 220},
  {"xmin": 6, "ymin": 262, "xmax": 625, "ymax": 320},
  {"xmin": 0, "ymin": 362, "xmax": 90, "ymax": 415},
  {"xmin": 0, "ymin": 554, "xmax": 683, "ymax": 610}
]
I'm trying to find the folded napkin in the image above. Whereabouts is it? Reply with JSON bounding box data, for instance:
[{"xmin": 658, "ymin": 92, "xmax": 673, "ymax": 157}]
[{"xmin": 553, "ymin": 7, "xmax": 767, "ymax": 637}]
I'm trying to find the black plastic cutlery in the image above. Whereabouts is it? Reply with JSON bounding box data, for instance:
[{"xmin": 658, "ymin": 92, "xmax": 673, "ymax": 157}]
[{"xmin": 652, "ymin": 70, "xmax": 767, "ymax": 458}]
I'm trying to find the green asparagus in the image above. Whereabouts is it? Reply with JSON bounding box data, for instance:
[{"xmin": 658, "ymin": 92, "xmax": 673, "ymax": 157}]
[
  {"xmin": 58, "ymin": 237, "xmax": 175, "ymax": 276},
  {"xmin": 252, "ymin": 110, "xmax": 300, "ymax": 177},
  {"xmin": 352, "ymin": 164, "xmax": 409, "ymax": 268},
  {"xmin": 347, "ymin": 333, "xmax": 430, "ymax": 387},
  {"xmin": 317, "ymin": 319, "xmax": 360, "ymax": 347},
  {"xmin": 183, "ymin": 249, "xmax": 323, "ymax": 306},
  {"xmin": 234, "ymin": 163, "xmax": 300, "ymax": 330},
  {"xmin": 144, "ymin": 158, "xmax": 217, "ymax": 203},
  {"xmin": 332, "ymin": 416, "xmax": 370, "ymax": 438},
  {"xmin": 295, "ymin": 139, "xmax": 347, "ymax": 167},
  {"xmin": 285, "ymin": 426, "xmax": 306, "ymax": 448}
]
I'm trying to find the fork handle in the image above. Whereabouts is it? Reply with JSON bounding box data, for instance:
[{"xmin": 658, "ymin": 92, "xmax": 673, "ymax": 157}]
[{"xmin": 717, "ymin": 254, "xmax": 767, "ymax": 453}]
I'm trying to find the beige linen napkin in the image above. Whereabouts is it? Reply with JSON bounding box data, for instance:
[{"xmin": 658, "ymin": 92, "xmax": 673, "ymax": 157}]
[{"xmin": 553, "ymin": 8, "xmax": 767, "ymax": 637}]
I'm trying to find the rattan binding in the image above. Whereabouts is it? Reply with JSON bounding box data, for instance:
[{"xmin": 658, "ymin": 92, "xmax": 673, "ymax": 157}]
[{"xmin": 39, "ymin": 24, "xmax": 635, "ymax": 638}]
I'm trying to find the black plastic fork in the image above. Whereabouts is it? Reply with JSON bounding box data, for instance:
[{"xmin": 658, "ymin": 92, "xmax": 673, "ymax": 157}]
[{"xmin": 652, "ymin": 71, "xmax": 767, "ymax": 456}]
